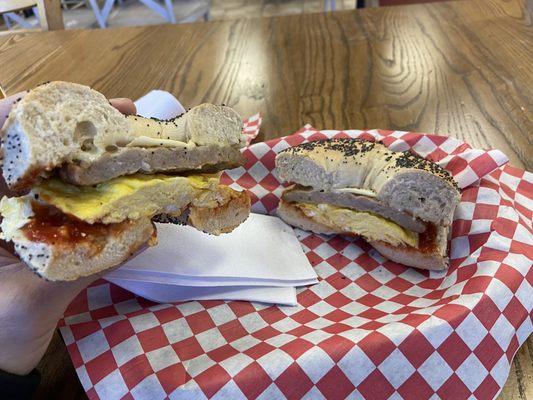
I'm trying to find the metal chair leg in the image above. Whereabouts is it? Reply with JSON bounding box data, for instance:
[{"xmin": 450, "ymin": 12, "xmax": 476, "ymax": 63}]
[
  {"xmin": 203, "ymin": 0, "xmax": 211, "ymax": 21},
  {"xmin": 324, "ymin": 0, "xmax": 336, "ymax": 11},
  {"xmin": 4, "ymin": 11, "xmax": 33, "ymax": 29},
  {"xmin": 3, "ymin": 14, "xmax": 12, "ymax": 29},
  {"xmin": 164, "ymin": 0, "xmax": 176, "ymax": 23},
  {"xmin": 88, "ymin": 0, "xmax": 115, "ymax": 28}
]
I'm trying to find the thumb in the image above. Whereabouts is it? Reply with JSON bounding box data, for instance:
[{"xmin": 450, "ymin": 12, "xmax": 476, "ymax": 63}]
[{"xmin": 109, "ymin": 98, "xmax": 137, "ymax": 115}]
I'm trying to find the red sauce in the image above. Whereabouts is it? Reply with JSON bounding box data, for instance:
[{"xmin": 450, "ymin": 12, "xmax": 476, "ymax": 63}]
[
  {"xmin": 22, "ymin": 202, "xmax": 122, "ymax": 245},
  {"xmin": 417, "ymin": 223, "xmax": 438, "ymax": 253},
  {"xmin": 10, "ymin": 166, "xmax": 42, "ymax": 195}
]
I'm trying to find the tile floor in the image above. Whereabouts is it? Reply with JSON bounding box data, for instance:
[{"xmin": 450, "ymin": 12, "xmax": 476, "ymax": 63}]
[{"xmin": 1, "ymin": 0, "xmax": 359, "ymax": 31}]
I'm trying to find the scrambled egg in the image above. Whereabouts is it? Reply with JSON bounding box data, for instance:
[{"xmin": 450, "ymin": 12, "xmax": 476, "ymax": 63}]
[
  {"xmin": 296, "ymin": 202, "xmax": 418, "ymax": 247},
  {"xmin": 0, "ymin": 196, "xmax": 33, "ymax": 241},
  {"xmin": 32, "ymin": 174, "xmax": 221, "ymax": 224}
]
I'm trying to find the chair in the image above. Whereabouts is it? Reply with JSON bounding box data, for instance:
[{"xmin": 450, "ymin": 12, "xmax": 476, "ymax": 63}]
[
  {"xmin": 1, "ymin": 0, "xmax": 64, "ymax": 31},
  {"xmin": 88, "ymin": 0, "xmax": 209, "ymax": 29},
  {"xmin": 324, "ymin": 0, "xmax": 336, "ymax": 11},
  {"xmin": 87, "ymin": 0, "xmax": 176, "ymax": 28},
  {"xmin": 331, "ymin": 0, "xmax": 373, "ymax": 10}
]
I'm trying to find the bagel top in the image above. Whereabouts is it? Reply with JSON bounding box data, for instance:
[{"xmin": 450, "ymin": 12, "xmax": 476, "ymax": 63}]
[
  {"xmin": 275, "ymin": 138, "xmax": 460, "ymax": 226},
  {"xmin": 1, "ymin": 81, "xmax": 245, "ymax": 192}
]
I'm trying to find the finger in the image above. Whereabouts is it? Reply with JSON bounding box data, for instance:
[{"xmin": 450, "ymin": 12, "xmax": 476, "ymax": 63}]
[
  {"xmin": 0, "ymin": 244, "xmax": 19, "ymax": 266},
  {"xmin": 109, "ymin": 98, "xmax": 137, "ymax": 115}
]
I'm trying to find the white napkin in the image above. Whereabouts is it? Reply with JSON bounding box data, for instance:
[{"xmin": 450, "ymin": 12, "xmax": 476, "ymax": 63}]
[
  {"xmin": 106, "ymin": 213, "xmax": 318, "ymax": 287},
  {"xmin": 105, "ymin": 91, "xmax": 317, "ymax": 305},
  {"xmin": 134, "ymin": 90, "xmax": 186, "ymax": 119},
  {"xmin": 106, "ymin": 279, "xmax": 298, "ymax": 306}
]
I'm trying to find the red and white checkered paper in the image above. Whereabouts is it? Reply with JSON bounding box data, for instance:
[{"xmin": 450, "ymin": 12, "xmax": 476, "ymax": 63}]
[{"xmin": 60, "ymin": 120, "xmax": 532, "ymax": 400}]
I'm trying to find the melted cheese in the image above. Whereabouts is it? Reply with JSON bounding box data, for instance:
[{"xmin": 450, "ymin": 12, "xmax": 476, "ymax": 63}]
[
  {"xmin": 126, "ymin": 136, "xmax": 196, "ymax": 148},
  {"xmin": 332, "ymin": 188, "xmax": 377, "ymax": 197},
  {"xmin": 32, "ymin": 174, "xmax": 221, "ymax": 224},
  {"xmin": 296, "ymin": 202, "xmax": 418, "ymax": 247},
  {"xmin": 120, "ymin": 105, "xmax": 246, "ymax": 149},
  {"xmin": 123, "ymin": 116, "xmax": 190, "ymax": 148}
]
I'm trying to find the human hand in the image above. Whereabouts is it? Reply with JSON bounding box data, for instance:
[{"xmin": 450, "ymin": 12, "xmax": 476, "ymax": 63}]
[{"xmin": 0, "ymin": 93, "xmax": 137, "ymax": 375}]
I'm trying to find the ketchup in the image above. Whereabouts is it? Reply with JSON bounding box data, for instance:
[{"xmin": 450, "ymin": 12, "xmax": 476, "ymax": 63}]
[
  {"xmin": 416, "ymin": 223, "xmax": 438, "ymax": 253},
  {"xmin": 23, "ymin": 202, "xmax": 122, "ymax": 244}
]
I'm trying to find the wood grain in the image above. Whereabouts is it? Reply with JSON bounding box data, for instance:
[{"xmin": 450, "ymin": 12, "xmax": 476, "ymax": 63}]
[
  {"xmin": 33, "ymin": 331, "xmax": 87, "ymax": 400},
  {"xmin": 0, "ymin": 1, "xmax": 530, "ymax": 399},
  {"xmin": 0, "ymin": 0, "xmax": 531, "ymax": 168},
  {"xmin": 500, "ymin": 337, "xmax": 533, "ymax": 400}
]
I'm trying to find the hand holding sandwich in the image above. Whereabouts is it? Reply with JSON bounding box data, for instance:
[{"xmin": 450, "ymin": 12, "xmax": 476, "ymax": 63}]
[
  {"xmin": 0, "ymin": 82, "xmax": 251, "ymax": 384},
  {"xmin": 0, "ymin": 82, "xmax": 250, "ymax": 281},
  {"xmin": 0, "ymin": 96, "xmax": 140, "ymax": 377}
]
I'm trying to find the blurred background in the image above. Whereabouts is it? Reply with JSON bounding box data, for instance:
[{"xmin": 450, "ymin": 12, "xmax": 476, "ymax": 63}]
[{"xmin": 0, "ymin": 0, "xmax": 444, "ymax": 31}]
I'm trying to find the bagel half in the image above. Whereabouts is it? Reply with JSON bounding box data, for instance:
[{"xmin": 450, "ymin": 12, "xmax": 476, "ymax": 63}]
[
  {"xmin": 276, "ymin": 139, "xmax": 460, "ymax": 226},
  {"xmin": 1, "ymin": 81, "xmax": 246, "ymax": 192},
  {"xmin": 7, "ymin": 212, "xmax": 155, "ymax": 282},
  {"xmin": 0, "ymin": 81, "xmax": 252, "ymax": 280},
  {"xmin": 275, "ymin": 139, "xmax": 459, "ymax": 271},
  {"xmin": 0, "ymin": 175, "xmax": 250, "ymax": 280}
]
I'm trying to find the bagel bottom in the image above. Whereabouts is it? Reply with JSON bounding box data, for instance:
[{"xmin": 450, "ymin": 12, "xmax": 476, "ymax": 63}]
[{"xmin": 277, "ymin": 200, "xmax": 449, "ymax": 271}]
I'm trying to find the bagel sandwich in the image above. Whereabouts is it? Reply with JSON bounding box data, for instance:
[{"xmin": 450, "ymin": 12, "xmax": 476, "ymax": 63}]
[
  {"xmin": 0, "ymin": 81, "xmax": 250, "ymax": 281},
  {"xmin": 275, "ymin": 139, "xmax": 461, "ymax": 270}
]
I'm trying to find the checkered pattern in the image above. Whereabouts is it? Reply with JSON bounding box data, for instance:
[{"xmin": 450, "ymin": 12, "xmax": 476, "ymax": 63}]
[
  {"xmin": 242, "ymin": 113, "xmax": 262, "ymax": 146},
  {"xmin": 60, "ymin": 123, "xmax": 532, "ymax": 400}
]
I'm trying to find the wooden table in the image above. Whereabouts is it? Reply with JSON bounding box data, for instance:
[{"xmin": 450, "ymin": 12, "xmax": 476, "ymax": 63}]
[{"xmin": 0, "ymin": 0, "xmax": 531, "ymax": 398}]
